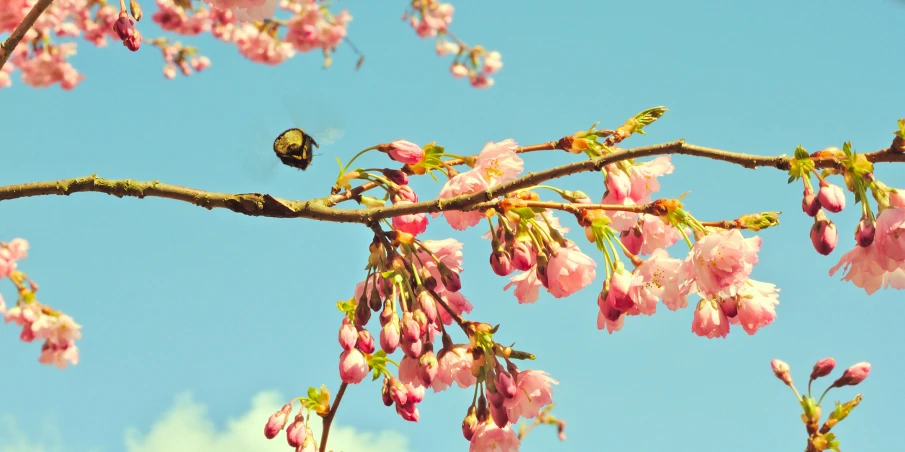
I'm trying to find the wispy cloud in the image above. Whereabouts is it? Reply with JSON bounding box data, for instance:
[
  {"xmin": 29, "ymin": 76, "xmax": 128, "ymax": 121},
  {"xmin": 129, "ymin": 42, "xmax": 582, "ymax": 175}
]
[{"xmin": 1, "ymin": 391, "xmax": 409, "ymax": 452}]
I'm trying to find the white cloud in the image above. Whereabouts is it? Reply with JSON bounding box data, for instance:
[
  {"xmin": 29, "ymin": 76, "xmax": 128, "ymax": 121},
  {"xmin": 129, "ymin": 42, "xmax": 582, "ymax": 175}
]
[
  {"xmin": 124, "ymin": 391, "xmax": 410, "ymax": 452},
  {"xmin": 0, "ymin": 391, "xmax": 409, "ymax": 452}
]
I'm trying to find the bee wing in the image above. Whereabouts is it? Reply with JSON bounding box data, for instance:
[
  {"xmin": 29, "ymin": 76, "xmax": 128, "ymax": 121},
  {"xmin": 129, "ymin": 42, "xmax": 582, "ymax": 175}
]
[
  {"xmin": 312, "ymin": 127, "xmax": 345, "ymax": 146},
  {"xmin": 235, "ymin": 120, "xmax": 280, "ymax": 184}
]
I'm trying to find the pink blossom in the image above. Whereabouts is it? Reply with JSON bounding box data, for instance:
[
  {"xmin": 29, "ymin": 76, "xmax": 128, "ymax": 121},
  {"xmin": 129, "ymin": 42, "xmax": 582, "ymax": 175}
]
[
  {"xmin": 38, "ymin": 340, "xmax": 79, "ymax": 369},
  {"xmin": 203, "ymin": 0, "xmax": 278, "ymax": 22},
  {"xmin": 473, "ymin": 139, "xmax": 523, "ymax": 185},
  {"xmin": 232, "ymin": 23, "xmax": 295, "ymax": 65},
  {"xmin": 630, "ymin": 249, "xmax": 688, "ymax": 313},
  {"xmin": 338, "ymin": 349, "xmax": 368, "ymax": 384},
  {"xmin": 691, "ymin": 299, "xmax": 729, "ymax": 339},
  {"xmin": 436, "ymin": 172, "xmax": 490, "ymax": 230},
  {"xmin": 731, "ymin": 280, "xmax": 780, "ymax": 335},
  {"xmin": 620, "ymin": 225, "xmax": 644, "ymax": 255},
  {"xmin": 855, "ymin": 217, "xmax": 876, "ymax": 247},
  {"xmin": 482, "ymin": 51, "xmax": 503, "ymax": 74},
  {"xmin": 285, "ymin": 414, "xmax": 306, "ymax": 447},
  {"xmin": 810, "ymin": 212, "xmax": 838, "ymax": 255},
  {"xmin": 678, "ymin": 229, "xmax": 762, "ymax": 298},
  {"xmin": 638, "ymin": 215, "xmax": 682, "ymax": 255},
  {"xmin": 450, "ymin": 63, "xmax": 469, "ymax": 78},
  {"xmin": 503, "ymin": 267, "xmax": 543, "ymax": 304},
  {"xmin": 380, "ymin": 317, "xmax": 400, "ymax": 353},
  {"xmin": 503, "ymin": 370, "xmax": 557, "ymax": 422},
  {"xmin": 811, "ymin": 358, "xmax": 836, "ymax": 380},
  {"xmin": 338, "ymin": 321, "xmax": 357, "ymax": 350},
  {"xmin": 9, "ymin": 43, "xmax": 84, "ymax": 90},
  {"xmin": 490, "ymin": 249, "xmax": 514, "ymax": 276},
  {"xmin": 398, "ymin": 355, "xmax": 423, "ymax": 389},
  {"xmin": 627, "ymin": 156, "xmax": 674, "ymax": 202},
  {"xmin": 875, "ymin": 207, "xmax": 905, "ymax": 260},
  {"xmin": 432, "ymin": 346, "xmax": 476, "ymax": 392},
  {"xmin": 802, "ymin": 186, "xmax": 821, "ymax": 217},
  {"xmin": 601, "ymin": 191, "xmax": 640, "ymax": 231},
  {"xmin": 604, "ymin": 266, "xmax": 634, "ymax": 311},
  {"xmin": 0, "ymin": 295, "xmax": 5, "ymax": 313},
  {"xmin": 545, "ymin": 244, "xmax": 597, "ymax": 298},
  {"xmin": 470, "ymin": 74, "xmax": 494, "ymax": 89},
  {"xmin": 596, "ymin": 308, "xmax": 624, "ymax": 334},
  {"xmin": 391, "ymin": 201, "xmax": 428, "ymax": 236},
  {"xmin": 469, "ymin": 422, "xmax": 519, "ymax": 452},
  {"xmin": 605, "ymin": 166, "xmax": 632, "ymax": 200},
  {"xmin": 829, "ymin": 242, "xmax": 905, "ymax": 294},
  {"xmin": 510, "ymin": 240, "xmax": 536, "ymax": 271},
  {"xmin": 409, "ymin": 2, "xmax": 454, "ymax": 38}
]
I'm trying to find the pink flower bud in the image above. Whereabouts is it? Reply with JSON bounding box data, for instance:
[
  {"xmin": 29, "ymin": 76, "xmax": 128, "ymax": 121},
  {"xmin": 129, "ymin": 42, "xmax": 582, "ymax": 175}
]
[
  {"xmin": 494, "ymin": 368, "xmax": 517, "ymax": 399},
  {"xmin": 384, "ymin": 140, "xmax": 423, "ymax": 164},
  {"xmin": 286, "ymin": 414, "xmax": 307, "ymax": 447},
  {"xmin": 440, "ymin": 269, "xmax": 462, "ymax": 292},
  {"xmin": 620, "ymin": 225, "xmax": 643, "ymax": 255},
  {"xmin": 810, "ymin": 211, "xmax": 838, "ymax": 255},
  {"xmin": 338, "ymin": 322, "xmax": 357, "ymax": 351},
  {"xmin": 817, "ymin": 180, "xmax": 845, "ymax": 213},
  {"xmin": 381, "ymin": 378, "xmax": 394, "ymax": 406},
  {"xmin": 388, "ymin": 377, "xmax": 408, "ymax": 405},
  {"xmin": 401, "ymin": 312, "xmax": 420, "ymax": 342},
  {"xmin": 356, "ymin": 329, "xmax": 375, "ymax": 354},
  {"xmin": 889, "ymin": 188, "xmax": 905, "ymax": 208},
  {"xmin": 381, "ymin": 168, "xmax": 409, "ymax": 185},
  {"xmin": 719, "ymin": 297, "xmax": 739, "ymax": 318},
  {"xmin": 462, "ymin": 407, "xmax": 478, "ymax": 441},
  {"xmin": 124, "ymin": 29, "xmax": 142, "ymax": 52},
  {"xmin": 450, "ymin": 63, "xmax": 468, "ymax": 78},
  {"xmin": 832, "ymin": 362, "xmax": 871, "ymax": 387},
  {"xmin": 605, "ymin": 269, "xmax": 634, "ymax": 311},
  {"xmin": 416, "ymin": 290, "xmax": 438, "ymax": 324},
  {"xmin": 380, "ymin": 318, "xmax": 400, "ymax": 353},
  {"xmin": 855, "ymin": 218, "xmax": 876, "ymax": 247},
  {"xmin": 810, "ymin": 357, "xmax": 836, "ymax": 381},
  {"xmin": 597, "ymin": 292, "xmax": 622, "ymax": 321},
  {"xmin": 557, "ymin": 420, "xmax": 567, "ymax": 441},
  {"xmin": 396, "ymin": 400, "xmax": 420, "ymax": 422},
  {"xmin": 510, "ymin": 240, "xmax": 536, "ymax": 271},
  {"xmin": 339, "ymin": 349, "xmax": 369, "ymax": 384},
  {"xmin": 401, "ymin": 334, "xmax": 423, "ymax": 358},
  {"xmin": 490, "ymin": 249, "xmax": 514, "ymax": 276},
  {"xmin": 418, "ymin": 350, "xmax": 439, "ymax": 386},
  {"xmin": 354, "ymin": 299, "xmax": 371, "ymax": 326},
  {"xmin": 488, "ymin": 393, "xmax": 509, "ymax": 428},
  {"xmin": 802, "ymin": 187, "xmax": 821, "ymax": 217},
  {"xmin": 112, "ymin": 12, "xmax": 134, "ymax": 40},
  {"xmin": 770, "ymin": 359, "xmax": 792, "ymax": 386},
  {"xmin": 264, "ymin": 404, "xmax": 292, "ymax": 439},
  {"xmin": 412, "ymin": 309, "xmax": 429, "ymax": 337}
]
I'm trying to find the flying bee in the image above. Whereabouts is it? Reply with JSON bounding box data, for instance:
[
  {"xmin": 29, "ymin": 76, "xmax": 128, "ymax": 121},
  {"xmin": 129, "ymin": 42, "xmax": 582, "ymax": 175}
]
[{"xmin": 273, "ymin": 128, "xmax": 319, "ymax": 171}]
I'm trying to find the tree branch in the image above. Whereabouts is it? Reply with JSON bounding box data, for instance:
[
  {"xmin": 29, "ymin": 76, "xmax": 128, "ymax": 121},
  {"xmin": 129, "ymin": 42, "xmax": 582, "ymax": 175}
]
[
  {"xmin": 0, "ymin": 0, "xmax": 55, "ymax": 70},
  {"xmin": 319, "ymin": 382, "xmax": 348, "ymax": 452},
  {"xmin": 1, "ymin": 141, "xmax": 903, "ymax": 224}
]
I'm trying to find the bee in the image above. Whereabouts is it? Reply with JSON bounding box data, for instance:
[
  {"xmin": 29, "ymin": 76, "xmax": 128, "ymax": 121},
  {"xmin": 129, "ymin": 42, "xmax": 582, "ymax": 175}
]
[{"xmin": 273, "ymin": 128, "xmax": 319, "ymax": 171}]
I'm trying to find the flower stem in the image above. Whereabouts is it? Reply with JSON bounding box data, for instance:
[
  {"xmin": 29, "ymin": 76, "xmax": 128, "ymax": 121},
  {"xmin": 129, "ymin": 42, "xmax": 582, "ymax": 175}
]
[
  {"xmin": 0, "ymin": 0, "xmax": 55, "ymax": 70},
  {"xmin": 319, "ymin": 382, "xmax": 349, "ymax": 452}
]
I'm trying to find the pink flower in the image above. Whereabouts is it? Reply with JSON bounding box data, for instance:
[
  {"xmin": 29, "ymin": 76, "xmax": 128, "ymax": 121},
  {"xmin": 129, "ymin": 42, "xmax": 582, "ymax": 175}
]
[
  {"xmin": 604, "ymin": 266, "xmax": 634, "ymax": 311},
  {"xmin": 338, "ymin": 321, "xmax": 357, "ymax": 350},
  {"xmin": 545, "ymin": 244, "xmax": 597, "ymax": 298},
  {"xmin": 596, "ymin": 308, "xmax": 625, "ymax": 334},
  {"xmin": 620, "ymin": 225, "xmax": 644, "ymax": 255},
  {"xmin": 630, "ymin": 249, "xmax": 688, "ymax": 313},
  {"xmin": 437, "ymin": 171, "xmax": 490, "ymax": 230},
  {"xmin": 627, "ymin": 156, "xmax": 674, "ymax": 202},
  {"xmin": 432, "ymin": 346, "xmax": 477, "ymax": 392},
  {"xmin": 470, "ymin": 74, "xmax": 494, "ymax": 89},
  {"xmin": 503, "ymin": 268, "xmax": 543, "ymax": 304},
  {"xmin": 691, "ymin": 299, "xmax": 729, "ymax": 339},
  {"xmin": 38, "ymin": 340, "xmax": 79, "ymax": 369},
  {"xmin": 832, "ymin": 362, "xmax": 871, "ymax": 387},
  {"xmin": 338, "ymin": 349, "xmax": 368, "ymax": 384},
  {"xmin": 731, "ymin": 280, "xmax": 780, "ymax": 335},
  {"xmin": 203, "ymin": 0, "xmax": 279, "ymax": 22},
  {"xmin": 473, "ymin": 139, "xmax": 523, "ymax": 185},
  {"xmin": 678, "ymin": 230, "xmax": 762, "ymax": 298},
  {"xmin": 510, "ymin": 240, "xmax": 536, "ymax": 271},
  {"xmin": 264, "ymin": 404, "xmax": 292, "ymax": 439},
  {"xmin": 285, "ymin": 414, "xmax": 306, "ymax": 447},
  {"xmin": 384, "ymin": 140, "xmax": 424, "ymax": 165},
  {"xmin": 605, "ymin": 166, "xmax": 632, "ymax": 200},
  {"xmin": 829, "ymin": 242, "xmax": 904, "ymax": 294},
  {"xmin": 469, "ymin": 422, "xmax": 519, "ymax": 452},
  {"xmin": 817, "ymin": 180, "xmax": 846, "ymax": 213},
  {"xmin": 601, "ymin": 191, "xmax": 641, "ymax": 231},
  {"xmin": 639, "ymin": 215, "xmax": 682, "ymax": 255},
  {"xmin": 450, "ymin": 63, "xmax": 469, "ymax": 78},
  {"xmin": 503, "ymin": 370, "xmax": 557, "ymax": 422},
  {"xmin": 482, "ymin": 51, "xmax": 503, "ymax": 74},
  {"xmin": 380, "ymin": 317, "xmax": 400, "ymax": 353},
  {"xmin": 391, "ymin": 202, "xmax": 429, "ymax": 236},
  {"xmin": 802, "ymin": 186, "xmax": 821, "ymax": 217},
  {"xmin": 875, "ymin": 207, "xmax": 905, "ymax": 260}
]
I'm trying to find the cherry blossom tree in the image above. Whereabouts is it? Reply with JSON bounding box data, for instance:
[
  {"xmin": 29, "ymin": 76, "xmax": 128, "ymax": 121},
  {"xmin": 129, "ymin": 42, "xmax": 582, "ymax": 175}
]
[{"xmin": 2, "ymin": 1, "xmax": 902, "ymax": 451}]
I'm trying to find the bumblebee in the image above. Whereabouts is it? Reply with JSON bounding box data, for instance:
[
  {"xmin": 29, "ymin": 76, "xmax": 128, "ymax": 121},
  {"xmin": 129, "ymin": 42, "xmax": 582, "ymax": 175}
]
[{"xmin": 273, "ymin": 128, "xmax": 319, "ymax": 171}]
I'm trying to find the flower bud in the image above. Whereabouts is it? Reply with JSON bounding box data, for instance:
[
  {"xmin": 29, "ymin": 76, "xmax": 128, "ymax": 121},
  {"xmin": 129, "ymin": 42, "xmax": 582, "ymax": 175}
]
[
  {"xmin": 285, "ymin": 414, "xmax": 306, "ymax": 448},
  {"xmin": 264, "ymin": 404, "xmax": 292, "ymax": 439},
  {"xmin": 832, "ymin": 362, "xmax": 871, "ymax": 387},
  {"xmin": 509, "ymin": 239, "xmax": 535, "ymax": 271},
  {"xmin": 354, "ymin": 299, "xmax": 371, "ymax": 326},
  {"xmin": 802, "ymin": 186, "xmax": 821, "ymax": 217},
  {"xmin": 416, "ymin": 290, "xmax": 438, "ymax": 324},
  {"xmin": 620, "ymin": 225, "xmax": 644, "ymax": 255},
  {"xmin": 810, "ymin": 357, "xmax": 836, "ymax": 381},
  {"xmin": 439, "ymin": 266, "xmax": 462, "ymax": 292},
  {"xmin": 382, "ymin": 140, "xmax": 424, "ymax": 165},
  {"xmin": 113, "ymin": 12, "xmax": 135, "ymax": 40},
  {"xmin": 770, "ymin": 359, "xmax": 792, "ymax": 386},
  {"xmin": 338, "ymin": 321, "xmax": 357, "ymax": 351},
  {"xmin": 490, "ymin": 249, "xmax": 514, "ymax": 276},
  {"xmin": 381, "ymin": 378, "xmax": 394, "ymax": 406},
  {"xmin": 401, "ymin": 312, "xmax": 420, "ymax": 342},
  {"xmin": 381, "ymin": 168, "xmax": 409, "ymax": 185},
  {"xmin": 487, "ymin": 391, "xmax": 509, "ymax": 428},
  {"xmin": 400, "ymin": 335, "xmax": 423, "ymax": 358},
  {"xmin": 855, "ymin": 217, "xmax": 875, "ymax": 247},
  {"xmin": 356, "ymin": 329, "xmax": 375, "ymax": 354},
  {"xmin": 605, "ymin": 268, "xmax": 634, "ymax": 311},
  {"xmin": 418, "ymin": 349, "xmax": 439, "ymax": 386},
  {"xmin": 380, "ymin": 318, "xmax": 400, "ymax": 353},
  {"xmin": 817, "ymin": 180, "xmax": 845, "ymax": 213},
  {"xmin": 810, "ymin": 210, "xmax": 837, "ymax": 256},
  {"xmin": 461, "ymin": 407, "xmax": 479, "ymax": 441},
  {"xmin": 597, "ymin": 291, "xmax": 622, "ymax": 321},
  {"xmin": 338, "ymin": 349, "xmax": 369, "ymax": 384},
  {"xmin": 494, "ymin": 366, "xmax": 517, "ymax": 399},
  {"xmin": 719, "ymin": 297, "xmax": 739, "ymax": 318},
  {"xmin": 129, "ymin": 0, "xmax": 143, "ymax": 21},
  {"xmin": 123, "ymin": 29, "xmax": 142, "ymax": 51},
  {"xmin": 360, "ymin": 196, "xmax": 386, "ymax": 209}
]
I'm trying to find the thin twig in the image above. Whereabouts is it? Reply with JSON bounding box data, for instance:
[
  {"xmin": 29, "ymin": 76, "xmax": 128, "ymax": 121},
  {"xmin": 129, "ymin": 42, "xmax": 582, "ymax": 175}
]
[
  {"xmin": 0, "ymin": 0, "xmax": 55, "ymax": 70},
  {"xmin": 319, "ymin": 382, "xmax": 348, "ymax": 452}
]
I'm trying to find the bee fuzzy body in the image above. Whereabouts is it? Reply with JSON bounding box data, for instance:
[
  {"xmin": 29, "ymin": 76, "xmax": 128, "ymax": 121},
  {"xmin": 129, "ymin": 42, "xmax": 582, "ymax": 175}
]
[{"xmin": 273, "ymin": 128, "xmax": 319, "ymax": 171}]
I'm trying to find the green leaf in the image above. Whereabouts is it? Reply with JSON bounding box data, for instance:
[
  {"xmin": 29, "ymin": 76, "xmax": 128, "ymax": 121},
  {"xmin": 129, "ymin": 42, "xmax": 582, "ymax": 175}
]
[{"xmin": 896, "ymin": 118, "xmax": 905, "ymax": 140}]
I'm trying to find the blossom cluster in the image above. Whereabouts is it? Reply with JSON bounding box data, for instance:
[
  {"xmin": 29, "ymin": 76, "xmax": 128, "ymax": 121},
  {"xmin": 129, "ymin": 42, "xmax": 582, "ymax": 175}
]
[
  {"xmin": 1, "ymin": 238, "xmax": 82, "ymax": 368},
  {"xmin": 1, "ymin": 0, "xmax": 502, "ymax": 89}
]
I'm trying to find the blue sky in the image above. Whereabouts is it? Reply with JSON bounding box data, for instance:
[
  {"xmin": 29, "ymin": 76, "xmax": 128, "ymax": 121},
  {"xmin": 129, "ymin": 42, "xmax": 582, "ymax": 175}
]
[{"xmin": 2, "ymin": 0, "xmax": 905, "ymax": 451}]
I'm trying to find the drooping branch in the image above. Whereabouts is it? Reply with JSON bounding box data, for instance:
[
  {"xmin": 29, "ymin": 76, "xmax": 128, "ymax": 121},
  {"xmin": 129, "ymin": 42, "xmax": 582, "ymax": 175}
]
[
  {"xmin": 0, "ymin": 0, "xmax": 55, "ymax": 70},
  {"xmin": 1, "ymin": 140, "xmax": 903, "ymax": 223}
]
